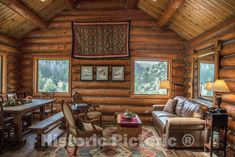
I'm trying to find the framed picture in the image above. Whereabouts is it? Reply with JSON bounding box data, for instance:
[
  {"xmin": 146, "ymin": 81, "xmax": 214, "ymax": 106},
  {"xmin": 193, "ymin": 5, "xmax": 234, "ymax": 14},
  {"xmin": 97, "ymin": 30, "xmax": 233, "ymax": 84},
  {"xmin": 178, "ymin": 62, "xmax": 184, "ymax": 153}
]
[
  {"xmin": 96, "ymin": 66, "xmax": 109, "ymax": 81},
  {"xmin": 112, "ymin": 66, "xmax": 125, "ymax": 81},
  {"xmin": 80, "ymin": 66, "xmax": 93, "ymax": 81}
]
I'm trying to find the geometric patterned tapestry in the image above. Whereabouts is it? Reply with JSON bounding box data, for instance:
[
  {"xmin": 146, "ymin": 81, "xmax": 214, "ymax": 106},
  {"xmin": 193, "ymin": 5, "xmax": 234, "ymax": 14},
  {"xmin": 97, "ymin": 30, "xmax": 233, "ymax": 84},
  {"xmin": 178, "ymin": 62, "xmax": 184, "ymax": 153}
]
[{"xmin": 72, "ymin": 21, "xmax": 130, "ymax": 58}]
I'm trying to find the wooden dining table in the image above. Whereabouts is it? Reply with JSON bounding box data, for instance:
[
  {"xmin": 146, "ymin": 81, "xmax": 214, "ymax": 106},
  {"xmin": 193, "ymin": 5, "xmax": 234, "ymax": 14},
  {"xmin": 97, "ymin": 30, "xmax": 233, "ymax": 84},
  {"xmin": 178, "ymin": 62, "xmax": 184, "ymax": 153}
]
[{"xmin": 3, "ymin": 99, "xmax": 55, "ymax": 144}]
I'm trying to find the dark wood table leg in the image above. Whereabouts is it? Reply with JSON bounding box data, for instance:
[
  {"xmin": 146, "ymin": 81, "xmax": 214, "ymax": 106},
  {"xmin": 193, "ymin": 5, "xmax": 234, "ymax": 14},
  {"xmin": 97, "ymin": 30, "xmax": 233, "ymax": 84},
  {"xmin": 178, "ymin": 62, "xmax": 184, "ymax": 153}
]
[
  {"xmin": 14, "ymin": 114, "xmax": 26, "ymax": 146},
  {"xmin": 40, "ymin": 106, "xmax": 45, "ymax": 120}
]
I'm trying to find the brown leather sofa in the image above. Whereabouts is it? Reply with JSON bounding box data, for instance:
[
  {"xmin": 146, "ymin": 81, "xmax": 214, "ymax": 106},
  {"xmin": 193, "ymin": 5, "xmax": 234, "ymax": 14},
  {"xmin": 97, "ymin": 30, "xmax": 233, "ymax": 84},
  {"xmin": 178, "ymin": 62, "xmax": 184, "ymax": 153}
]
[{"xmin": 152, "ymin": 96, "xmax": 208, "ymax": 148}]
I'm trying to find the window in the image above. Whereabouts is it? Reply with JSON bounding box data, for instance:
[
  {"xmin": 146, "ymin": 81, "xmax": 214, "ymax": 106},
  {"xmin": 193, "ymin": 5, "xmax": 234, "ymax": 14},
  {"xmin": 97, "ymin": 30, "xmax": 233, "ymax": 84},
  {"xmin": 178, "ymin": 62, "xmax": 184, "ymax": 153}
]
[
  {"xmin": 0, "ymin": 55, "xmax": 2, "ymax": 93},
  {"xmin": 34, "ymin": 57, "xmax": 70, "ymax": 95},
  {"xmin": 132, "ymin": 58, "xmax": 171, "ymax": 98},
  {"xmin": 0, "ymin": 54, "xmax": 7, "ymax": 94},
  {"xmin": 199, "ymin": 62, "xmax": 215, "ymax": 97}
]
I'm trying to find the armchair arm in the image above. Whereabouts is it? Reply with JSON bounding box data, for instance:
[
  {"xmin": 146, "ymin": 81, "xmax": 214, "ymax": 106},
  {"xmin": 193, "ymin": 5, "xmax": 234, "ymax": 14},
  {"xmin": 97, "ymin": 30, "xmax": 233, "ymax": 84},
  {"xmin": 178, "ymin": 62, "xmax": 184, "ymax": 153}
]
[
  {"xmin": 152, "ymin": 104, "xmax": 165, "ymax": 111},
  {"xmin": 81, "ymin": 118, "xmax": 99, "ymax": 124},
  {"xmin": 167, "ymin": 117, "xmax": 205, "ymax": 130}
]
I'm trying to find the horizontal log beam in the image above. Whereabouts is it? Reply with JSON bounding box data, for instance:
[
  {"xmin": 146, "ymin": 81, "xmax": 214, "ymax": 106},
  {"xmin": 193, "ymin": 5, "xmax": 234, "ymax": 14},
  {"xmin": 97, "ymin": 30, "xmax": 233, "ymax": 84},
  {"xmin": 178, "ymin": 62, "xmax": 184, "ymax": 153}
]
[
  {"xmin": 157, "ymin": 0, "xmax": 185, "ymax": 28},
  {"xmin": 126, "ymin": 0, "xmax": 138, "ymax": 9},
  {"xmin": 0, "ymin": 33, "xmax": 18, "ymax": 47},
  {"xmin": 0, "ymin": 0, "xmax": 48, "ymax": 29}
]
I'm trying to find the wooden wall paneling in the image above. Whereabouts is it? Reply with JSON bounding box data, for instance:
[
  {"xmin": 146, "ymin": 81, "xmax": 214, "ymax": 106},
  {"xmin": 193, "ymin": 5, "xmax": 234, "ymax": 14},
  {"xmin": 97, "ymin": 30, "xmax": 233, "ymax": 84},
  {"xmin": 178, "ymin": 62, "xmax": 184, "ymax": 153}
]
[
  {"xmin": 0, "ymin": 34, "xmax": 19, "ymax": 93},
  {"xmin": 19, "ymin": 9, "xmax": 186, "ymax": 124},
  {"xmin": 184, "ymin": 20, "xmax": 235, "ymax": 156}
]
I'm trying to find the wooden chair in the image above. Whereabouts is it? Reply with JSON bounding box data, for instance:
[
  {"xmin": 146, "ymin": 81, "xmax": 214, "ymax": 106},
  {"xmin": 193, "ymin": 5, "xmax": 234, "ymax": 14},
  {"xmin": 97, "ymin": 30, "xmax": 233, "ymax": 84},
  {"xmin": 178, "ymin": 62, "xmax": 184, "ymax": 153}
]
[
  {"xmin": 0, "ymin": 103, "xmax": 16, "ymax": 152},
  {"xmin": 61, "ymin": 100, "xmax": 103, "ymax": 155},
  {"xmin": 33, "ymin": 92, "xmax": 56, "ymax": 122},
  {"xmin": 15, "ymin": 91, "xmax": 29, "ymax": 99},
  {"xmin": 6, "ymin": 93, "xmax": 33, "ymax": 131},
  {"xmin": 72, "ymin": 92, "xmax": 102, "ymax": 126}
]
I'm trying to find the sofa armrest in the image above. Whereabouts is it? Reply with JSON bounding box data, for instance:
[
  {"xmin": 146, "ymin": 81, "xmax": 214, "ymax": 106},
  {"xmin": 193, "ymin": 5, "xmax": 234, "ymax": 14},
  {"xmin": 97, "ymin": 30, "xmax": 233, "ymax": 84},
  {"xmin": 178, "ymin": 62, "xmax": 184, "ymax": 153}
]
[
  {"xmin": 152, "ymin": 104, "xmax": 165, "ymax": 111},
  {"xmin": 167, "ymin": 117, "xmax": 205, "ymax": 130}
]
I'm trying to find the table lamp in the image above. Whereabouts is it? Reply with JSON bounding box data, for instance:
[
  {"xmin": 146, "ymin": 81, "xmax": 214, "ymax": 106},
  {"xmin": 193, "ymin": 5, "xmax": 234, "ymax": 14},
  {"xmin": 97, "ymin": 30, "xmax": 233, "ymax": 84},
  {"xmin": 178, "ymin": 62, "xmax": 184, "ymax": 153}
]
[
  {"xmin": 205, "ymin": 82, "xmax": 214, "ymax": 91},
  {"xmin": 160, "ymin": 80, "xmax": 171, "ymax": 97},
  {"xmin": 211, "ymin": 79, "xmax": 230, "ymax": 108}
]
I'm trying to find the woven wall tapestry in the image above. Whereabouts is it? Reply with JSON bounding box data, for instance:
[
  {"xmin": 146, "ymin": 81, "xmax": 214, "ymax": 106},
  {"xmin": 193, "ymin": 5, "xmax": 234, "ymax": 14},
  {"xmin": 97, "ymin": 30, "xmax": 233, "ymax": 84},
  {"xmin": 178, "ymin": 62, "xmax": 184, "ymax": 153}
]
[{"xmin": 72, "ymin": 21, "xmax": 130, "ymax": 58}]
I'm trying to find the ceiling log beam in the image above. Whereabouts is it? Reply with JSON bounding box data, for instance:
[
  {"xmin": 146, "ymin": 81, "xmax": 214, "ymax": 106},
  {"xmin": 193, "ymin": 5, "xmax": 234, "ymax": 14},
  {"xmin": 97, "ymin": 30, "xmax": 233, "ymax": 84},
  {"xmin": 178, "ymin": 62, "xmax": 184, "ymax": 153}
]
[
  {"xmin": 157, "ymin": 0, "xmax": 185, "ymax": 28},
  {"xmin": 0, "ymin": 0, "xmax": 48, "ymax": 30},
  {"xmin": 126, "ymin": 0, "xmax": 138, "ymax": 9}
]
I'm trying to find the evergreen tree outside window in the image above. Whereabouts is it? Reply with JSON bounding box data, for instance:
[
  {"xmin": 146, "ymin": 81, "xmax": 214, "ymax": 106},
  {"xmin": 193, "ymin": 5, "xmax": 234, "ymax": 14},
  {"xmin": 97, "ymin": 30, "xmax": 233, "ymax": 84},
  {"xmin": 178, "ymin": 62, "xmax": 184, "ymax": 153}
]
[
  {"xmin": 199, "ymin": 62, "xmax": 215, "ymax": 97},
  {"xmin": 37, "ymin": 59, "xmax": 69, "ymax": 93},
  {"xmin": 132, "ymin": 59, "xmax": 171, "ymax": 98}
]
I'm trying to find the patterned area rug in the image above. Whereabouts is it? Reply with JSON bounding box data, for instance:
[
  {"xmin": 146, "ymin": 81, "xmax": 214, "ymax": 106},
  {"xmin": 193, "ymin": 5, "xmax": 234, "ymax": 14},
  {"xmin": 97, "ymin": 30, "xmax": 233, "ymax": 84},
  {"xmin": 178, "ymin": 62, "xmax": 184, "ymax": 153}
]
[{"xmin": 51, "ymin": 126, "xmax": 166, "ymax": 157}]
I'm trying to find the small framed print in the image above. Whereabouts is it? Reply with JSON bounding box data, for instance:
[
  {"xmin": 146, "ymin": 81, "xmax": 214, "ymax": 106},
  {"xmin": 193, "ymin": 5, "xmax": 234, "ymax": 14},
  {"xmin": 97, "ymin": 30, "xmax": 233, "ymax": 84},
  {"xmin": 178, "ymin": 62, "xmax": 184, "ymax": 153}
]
[
  {"xmin": 80, "ymin": 66, "xmax": 93, "ymax": 81},
  {"xmin": 112, "ymin": 66, "xmax": 125, "ymax": 81},
  {"xmin": 96, "ymin": 66, "xmax": 109, "ymax": 81}
]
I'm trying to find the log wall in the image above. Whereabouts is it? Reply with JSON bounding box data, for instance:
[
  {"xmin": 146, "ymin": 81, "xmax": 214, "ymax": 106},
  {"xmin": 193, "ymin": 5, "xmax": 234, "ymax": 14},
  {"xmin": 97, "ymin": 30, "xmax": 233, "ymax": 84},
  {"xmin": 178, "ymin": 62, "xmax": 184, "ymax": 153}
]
[
  {"xmin": 19, "ymin": 9, "xmax": 186, "ymax": 123},
  {"xmin": 185, "ymin": 22, "xmax": 235, "ymax": 156},
  {"xmin": 0, "ymin": 34, "xmax": 19, "ymax": 93}
]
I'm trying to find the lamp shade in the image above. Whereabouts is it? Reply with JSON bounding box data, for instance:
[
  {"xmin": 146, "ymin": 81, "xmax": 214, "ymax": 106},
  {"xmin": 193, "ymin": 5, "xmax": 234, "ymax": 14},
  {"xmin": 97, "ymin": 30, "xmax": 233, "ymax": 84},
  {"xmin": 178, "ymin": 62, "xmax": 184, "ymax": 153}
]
[
  {"xmin": 160, "ymin": 80, "xmax": 170, "ymax": 89},
  {"xmin": 211, "ymin": 79, "xmax": 230, "ymax": 93},
  {"xmin": 205, "ymin": 82, "xmax": 214, "ymax": 91}
]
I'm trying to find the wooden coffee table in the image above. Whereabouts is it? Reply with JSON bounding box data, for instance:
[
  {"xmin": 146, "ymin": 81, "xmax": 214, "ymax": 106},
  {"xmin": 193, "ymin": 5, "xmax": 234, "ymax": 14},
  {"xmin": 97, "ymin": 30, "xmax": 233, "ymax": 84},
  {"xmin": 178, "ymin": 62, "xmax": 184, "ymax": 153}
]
[{"xmin": 116, "ymin": 113, "xmax": 142, "ymax": 140}]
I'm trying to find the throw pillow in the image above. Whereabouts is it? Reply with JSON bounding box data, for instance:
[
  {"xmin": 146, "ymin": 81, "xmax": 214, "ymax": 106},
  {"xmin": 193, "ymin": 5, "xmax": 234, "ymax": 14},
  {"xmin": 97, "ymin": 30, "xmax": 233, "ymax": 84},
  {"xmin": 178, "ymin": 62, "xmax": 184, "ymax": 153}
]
[{"xmin": 163, "ymin": 99, "xmax": 178, "ymax": 114}]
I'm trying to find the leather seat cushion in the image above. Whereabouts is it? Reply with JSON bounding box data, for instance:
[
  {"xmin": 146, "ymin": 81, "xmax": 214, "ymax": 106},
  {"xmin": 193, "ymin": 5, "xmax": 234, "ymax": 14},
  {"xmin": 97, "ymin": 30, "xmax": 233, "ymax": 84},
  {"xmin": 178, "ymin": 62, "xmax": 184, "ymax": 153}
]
[
  {"xmin": 152, "ymin": 111, "xmax": 177, "ymax": 117},
  {"xmin": 79, "ymin": 123, "xmax": 103, "ymax": 137}
]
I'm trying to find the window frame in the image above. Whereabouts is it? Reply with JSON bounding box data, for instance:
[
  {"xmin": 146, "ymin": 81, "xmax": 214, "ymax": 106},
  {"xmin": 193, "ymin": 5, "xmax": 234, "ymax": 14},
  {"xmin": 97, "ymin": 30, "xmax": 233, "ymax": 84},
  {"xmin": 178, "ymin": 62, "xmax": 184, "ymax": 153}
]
[
  {"xmin": 0, "ymin": 53, "xmax": 7, "ymax": 94},
  {"xmin": 198, "ymin": 60, "xmax": 215, "ymax": 100},
  {"xmin": 131, "ymin": 57, "xmax": 172, "ymax": 99},
  {"xmin": 33, "ymin": 56, "xmax": 71, "ymax": 97}
]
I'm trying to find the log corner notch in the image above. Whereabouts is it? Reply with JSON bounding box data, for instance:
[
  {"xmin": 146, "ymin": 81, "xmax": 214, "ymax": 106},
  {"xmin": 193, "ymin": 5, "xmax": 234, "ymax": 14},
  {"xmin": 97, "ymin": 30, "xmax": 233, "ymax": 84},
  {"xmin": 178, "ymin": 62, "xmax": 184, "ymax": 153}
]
[
  {"xmin": 126, "ymin": 0, "xmax": 139, "ymax": 10},
  {"xmin": 157, "ymin": 0, "xmax": 185, "ymax": 28},
  {"xmin": 0, "ymin": 0, "xmax": 48, "ymax": 30}
]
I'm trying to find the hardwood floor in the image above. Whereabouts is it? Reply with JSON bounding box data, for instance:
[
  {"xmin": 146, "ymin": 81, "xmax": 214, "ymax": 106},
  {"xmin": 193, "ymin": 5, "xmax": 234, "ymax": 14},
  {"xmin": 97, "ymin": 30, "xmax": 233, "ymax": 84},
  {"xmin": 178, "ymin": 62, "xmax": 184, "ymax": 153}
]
[{"xmin": 0, "ymin": 126, "xmax": 210, "ymax": 157}]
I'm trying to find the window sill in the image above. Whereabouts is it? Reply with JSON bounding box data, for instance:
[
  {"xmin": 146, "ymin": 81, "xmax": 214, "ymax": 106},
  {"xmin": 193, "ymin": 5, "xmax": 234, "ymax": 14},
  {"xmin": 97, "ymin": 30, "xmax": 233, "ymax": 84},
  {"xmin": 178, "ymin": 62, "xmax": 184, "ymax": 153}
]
[
  {"xmin": 131, "ymin": 94, "xmax": 170, "ymax": 99},
  {"xmin": 33, "ymin": 92, "xmax": 71, "ymax": 98}
]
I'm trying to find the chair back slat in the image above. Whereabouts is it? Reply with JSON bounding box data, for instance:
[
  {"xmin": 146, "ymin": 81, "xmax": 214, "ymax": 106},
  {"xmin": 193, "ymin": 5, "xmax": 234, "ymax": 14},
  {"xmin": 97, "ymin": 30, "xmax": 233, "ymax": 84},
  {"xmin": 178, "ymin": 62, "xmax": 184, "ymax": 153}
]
[
  {"xmin": 0, "ymin": 94, "xmax": 9, "ymax": 102},
  {"xmin": 16, "ymin": 91, "xmax": 29, "ymax": 99}
]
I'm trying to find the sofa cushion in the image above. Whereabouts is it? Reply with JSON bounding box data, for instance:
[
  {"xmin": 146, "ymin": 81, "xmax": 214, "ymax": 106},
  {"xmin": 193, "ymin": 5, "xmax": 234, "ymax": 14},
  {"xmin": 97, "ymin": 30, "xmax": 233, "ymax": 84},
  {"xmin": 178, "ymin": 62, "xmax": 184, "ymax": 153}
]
[
  {"xmin": 163, "ymin": 99, "xmax": 178, "ymax": 114},
  {"xmin": 152, "ymin": 111, "xmax": 177, "ymax": 118},
  {"xmin": 182, "ymin": 99, "xmax": 208, "ymax": 118},
  {"xmin": 174, "ymin": 96, "xmax": 188, "ymax": 116},
  {"xmin": 167, "ymin": 117, "xmax": 205, "ymax": 130}
]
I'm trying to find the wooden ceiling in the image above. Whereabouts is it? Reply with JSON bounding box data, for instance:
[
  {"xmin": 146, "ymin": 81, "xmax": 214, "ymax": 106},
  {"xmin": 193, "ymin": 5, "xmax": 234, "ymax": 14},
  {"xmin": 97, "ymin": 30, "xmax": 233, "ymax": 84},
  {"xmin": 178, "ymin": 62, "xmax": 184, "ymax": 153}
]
[
  {"xmin": 139, "ymin": 0, "xmax": 235, "ymax": 40},
  {"xmin": 0, "ymin": 0, "xmax": 235, "ymax": 40},
  {"xmin": 0, "ymin": 0, "xmax": 71, "ymax": 39}
]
